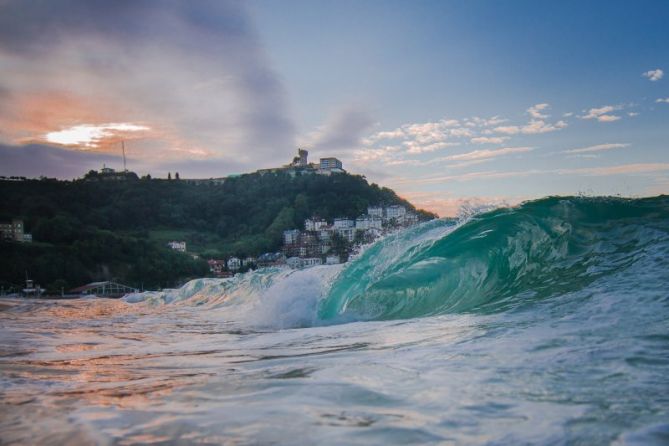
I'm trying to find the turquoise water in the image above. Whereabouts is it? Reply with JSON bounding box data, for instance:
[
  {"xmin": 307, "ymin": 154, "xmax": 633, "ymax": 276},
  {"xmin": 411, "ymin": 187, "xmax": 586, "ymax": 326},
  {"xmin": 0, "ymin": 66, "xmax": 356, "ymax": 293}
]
[{"xmin": 1, "ymin": 196, "xmax": 668, "ymax": 444}]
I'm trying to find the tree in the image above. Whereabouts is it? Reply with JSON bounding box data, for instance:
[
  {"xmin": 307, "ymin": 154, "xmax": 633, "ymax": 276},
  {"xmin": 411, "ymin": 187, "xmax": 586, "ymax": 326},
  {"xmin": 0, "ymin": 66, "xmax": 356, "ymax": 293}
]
[
  {"xmin": 175, "ymin": 172, "xmax": 180, "ymax": 180},
  {"xmin": 168, "ymin": 172, "xmax": 172, "ymax": 180}
]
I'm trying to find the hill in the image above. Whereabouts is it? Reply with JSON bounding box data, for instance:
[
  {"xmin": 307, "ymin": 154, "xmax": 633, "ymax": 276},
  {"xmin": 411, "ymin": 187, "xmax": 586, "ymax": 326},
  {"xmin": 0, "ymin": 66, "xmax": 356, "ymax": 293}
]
[{"xmin": 0, "ymin": 171, "xmax": 436, "ymax": 292}]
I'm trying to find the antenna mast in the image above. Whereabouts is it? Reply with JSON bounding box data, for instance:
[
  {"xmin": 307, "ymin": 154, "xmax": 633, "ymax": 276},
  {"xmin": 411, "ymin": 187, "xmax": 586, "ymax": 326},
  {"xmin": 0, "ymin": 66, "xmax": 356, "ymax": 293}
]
[{"xmin": 122, "ymin": 141, "xmax": 127, "ymax": 172}]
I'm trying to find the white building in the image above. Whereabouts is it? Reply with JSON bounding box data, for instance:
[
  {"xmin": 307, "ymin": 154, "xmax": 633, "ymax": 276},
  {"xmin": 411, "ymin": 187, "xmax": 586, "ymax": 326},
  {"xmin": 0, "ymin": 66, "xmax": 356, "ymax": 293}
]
[
  {"xmin": 227, "ymin": 257, "xmax": 241, "ymax": 271},
  {"xmin": 366, "ymin": 227, "xmax": 383, "ymax": 239},
  {"xmin": 167, "ymin": 241, "xmax": 186, "ymax": 252},
  {"xmin": 385, "ymin": 205, "xmax": 407, "ymax": 221},
  {"xmin": 367, "ymin": 206, "xmax": 383, "ymax": 219},
  {"xmin": 318, "ymin": 228, "xmax": 332, "ymax": 241},
  {"xmin": 305, "ymin": 218, "xmax": 328, "ymax": 231},
  {"xmin": 287, "ymin": 257, "xmax": 323, "ymax": 269},
  {"xmin": 356, "ymin": 215, "xmax": 383, "ymax": 231},
  {"xmin": 283, "ymin": 229, "xmax": 300, "ymax": 245},
  {"xmin": 336, "ymin": 227, "xmax": 356, "ymax": 242},
  {"xmin": 287, "ymin": 257, "xmax": 302, "ymax": 269},
  {"xmin": 302, "ymin": 258, "xmax": 323, "ymax": 268},
  {"xmin": 325, "ymin": 255, "xmax": 341, "ymax": 265},
  {"xmin": 319, "ymin": 157, "xmax": 343, "ymax": 172},
  {"xmin": 405, "ymin": 212, "xmax": 419, "ymax": 226},
  {"xmin": 333, "ymin": 218, "xmax": 354, "ymax": 229},
  {"xmin": 0, "ymin": 219, "xmax": 25, "ymax": 242}
]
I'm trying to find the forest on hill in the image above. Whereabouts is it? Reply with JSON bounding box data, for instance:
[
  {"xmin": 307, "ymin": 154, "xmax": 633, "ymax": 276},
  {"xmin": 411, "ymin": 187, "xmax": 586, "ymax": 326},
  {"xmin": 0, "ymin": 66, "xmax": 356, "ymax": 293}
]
[{"xmin": 0, "ymin": 171, "xmax": 436, "ymax": 292}]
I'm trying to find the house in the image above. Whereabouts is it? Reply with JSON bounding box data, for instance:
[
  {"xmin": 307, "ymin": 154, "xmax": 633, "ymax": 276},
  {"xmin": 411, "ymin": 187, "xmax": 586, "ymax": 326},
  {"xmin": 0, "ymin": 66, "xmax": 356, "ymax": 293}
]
[
  {"xmin": 302, "ymin": 258, "xmax": 323, "ymax": 268},
  {"xmin": 385, "ymin": 205, "xmax": 407, "ymax": 221},
  {"xmin": 356, "ymin": 215, "xmax": 383, "ymax": 231},
  {"xmin": 368, "ymin": 206, "xmax": 384, "ymax": 219},
  {"xmin": 208, "ymin": 259, "xmax": 225, "ymax": 275},
  {"xmin": 305, "ymin": 218, "xmax": 328, "ymax": 231},
  {"xmin": 336, "ymin": 227, "xmax": 356, "ymax": 242},
  {"xmin": 287, "ymin": 257, "xmax": 323, "ymax": 269},
  {"xmin": 318, "ymin": 158, "xmax": 344, "ymax": 174},
  {"xmin": 0, "ymin": 219, "xmax": 25, "ymax": 242},
  {"xmin": 167, "ymin": 241, "xmax": 187, "ymax": 252},
  {"xmin": 405, "ymin": 212, "xmax": 419, "ymax": 226},
  {"xmin": 242, "ymin": 257, "xmax": 256, "ymax": 267},
  {"xmin": 286, "ymin": 257, "xmax": 302, "ymax": 269},
  {"xmin": 257, "ymin": 252, "xmax": 286, "ymax": 267},
  {"xmin": 283, "ymin": 229, "xmax": 300, "ymax": 245},
  {"xmin": 319, "ymin": 157, "xmax": 342, "ymax": 170},
  {"xmin": 326, "ymin": 255, "xmax": 341, "ymax": 265},
  {"xmin": 227, "ymin": 257, "xmax": 241, "ymax": 271},
  {"xmin": 333, "ymin": 218, "xmax": 354, "ymax": 229},
  {"xmin": 318, "ymin": 228, "xmax": 333, "ymax": 241}
]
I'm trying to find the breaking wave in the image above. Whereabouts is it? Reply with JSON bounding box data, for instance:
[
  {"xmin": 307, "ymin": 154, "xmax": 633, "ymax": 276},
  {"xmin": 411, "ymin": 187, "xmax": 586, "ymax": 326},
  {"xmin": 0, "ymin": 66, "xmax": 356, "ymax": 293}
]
[{"xmin": 125, "ymin": 196, "xmax": 669, "ymax": 328}]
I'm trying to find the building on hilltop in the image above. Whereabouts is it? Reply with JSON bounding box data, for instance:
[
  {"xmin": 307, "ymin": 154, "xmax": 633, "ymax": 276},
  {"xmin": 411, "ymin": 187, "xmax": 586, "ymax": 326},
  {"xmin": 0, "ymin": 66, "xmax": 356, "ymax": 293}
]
[
  {"xmin": 84, "ymin": 164, "xmax": 139, "ymax": 181},
  {"xmin": 291, "ymin": 148, "xmax": 309, "ymax": 167},
  {"xmin": 318, "ymin": 157, "xmax": 344, "ymax": 174}
]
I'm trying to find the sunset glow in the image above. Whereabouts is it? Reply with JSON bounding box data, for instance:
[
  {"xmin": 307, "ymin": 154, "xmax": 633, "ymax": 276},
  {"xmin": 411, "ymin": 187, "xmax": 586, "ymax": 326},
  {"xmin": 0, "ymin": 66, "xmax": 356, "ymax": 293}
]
[{"xmin": 45, "ymin": 123, "xmax": 149, "ymax": 148}]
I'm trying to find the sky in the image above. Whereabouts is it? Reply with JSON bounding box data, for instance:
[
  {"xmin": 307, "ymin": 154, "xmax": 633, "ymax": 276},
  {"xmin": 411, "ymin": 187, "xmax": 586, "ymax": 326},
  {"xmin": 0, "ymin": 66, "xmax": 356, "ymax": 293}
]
[{"xmin": 0, "ymin": 0, "xmax": 668, "ymax": 216}]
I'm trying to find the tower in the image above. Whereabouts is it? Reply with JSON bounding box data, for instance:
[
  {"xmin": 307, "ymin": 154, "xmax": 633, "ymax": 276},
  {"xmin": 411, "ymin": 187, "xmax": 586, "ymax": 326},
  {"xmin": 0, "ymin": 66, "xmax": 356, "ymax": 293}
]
[{"xmin": 122, "ymin": 141, "xmax": 127, "ymax": 172}]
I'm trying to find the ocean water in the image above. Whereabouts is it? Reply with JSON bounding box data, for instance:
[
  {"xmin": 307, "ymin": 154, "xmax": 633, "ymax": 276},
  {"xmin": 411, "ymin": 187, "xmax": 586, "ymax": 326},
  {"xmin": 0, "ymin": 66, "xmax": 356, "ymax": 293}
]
[{"xmin": 1, "ymin": 196, "xmax": 668, "ymax": 445}]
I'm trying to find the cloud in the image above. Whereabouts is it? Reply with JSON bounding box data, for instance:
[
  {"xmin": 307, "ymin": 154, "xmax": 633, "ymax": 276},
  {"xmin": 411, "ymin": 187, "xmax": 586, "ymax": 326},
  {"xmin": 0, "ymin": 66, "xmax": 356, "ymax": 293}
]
[
  {"xmin": 656, "ymin": 98, "xmax": 669, "ymax": 104},
  {"xmin": 580, "ymin": 105, "xmax": 623, "ymax": 122},
  {"xmin": 527, "ymin": 103, "xmax": 550, "ymax": 119},
  {"xmin": 462, "ymin": 116, "xmax": 508, "ymax": 127},
  {"xmin": 470, "ymin": 136, "xmax": 510, "ymax": 144},
  {"xmin": 0, "ymin": 0, "xmax": 295, "ymax": 172},
  {"xmin": 493, "ymin": 119, "xmax": 567, "ymax": 135},
  {"xmin": 45, "ymin": 123, "xmax": 150, "ymax": 148},
  {"xmin": 564, "ymin": 143, "xmax": 629, "ymax": 154},
  {"xmin": 368, "ymin": 129, "xmax": 405, "ymax": 142},
  {"xmin": 302, "ymin": 106, "xmax": 375, "ymax": 154},
  {"xmin": 443, "ymin": 146, "xmax": 533, "ymax": 162},
  {"xmin": 642, "ymin": 69, "xmax": 664, "ymax": 81},
  {"xmin": 0, "ymin": 142, "xmax": 247, "ymax": 179},
  {"xmin": 403, "ymin": 141, "xmax": 459, "ymax": 154},
  {"xmin": 393, "ymin": 162, "xmax": 669, "ymax": 187},
  {"xmin": 560, "ymin": 163, "xmax": 669, "ymax": 176}
]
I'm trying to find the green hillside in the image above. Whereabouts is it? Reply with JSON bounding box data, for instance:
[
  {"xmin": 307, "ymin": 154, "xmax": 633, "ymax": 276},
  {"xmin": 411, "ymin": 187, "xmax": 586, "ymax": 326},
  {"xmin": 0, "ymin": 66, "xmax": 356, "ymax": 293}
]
[{"xmin": 0, "ymin": 171, "xmax": 436, "ymax": 291}]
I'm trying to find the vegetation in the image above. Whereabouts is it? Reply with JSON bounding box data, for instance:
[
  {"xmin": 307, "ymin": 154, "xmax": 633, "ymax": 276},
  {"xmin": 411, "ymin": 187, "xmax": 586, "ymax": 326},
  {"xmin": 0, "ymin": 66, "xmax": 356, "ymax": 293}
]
[{"xmin": 0, "ymin": 171, "xmax": 436, "ymax": 291}]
